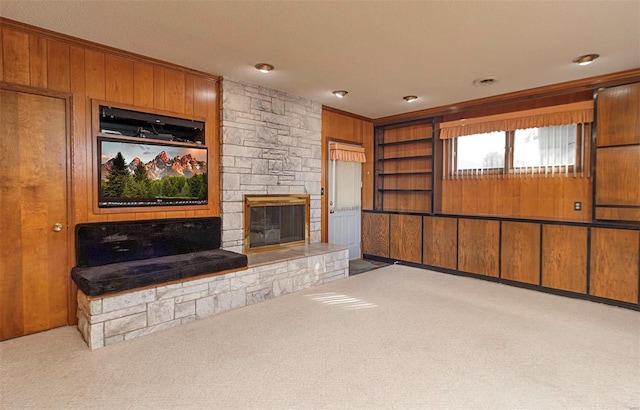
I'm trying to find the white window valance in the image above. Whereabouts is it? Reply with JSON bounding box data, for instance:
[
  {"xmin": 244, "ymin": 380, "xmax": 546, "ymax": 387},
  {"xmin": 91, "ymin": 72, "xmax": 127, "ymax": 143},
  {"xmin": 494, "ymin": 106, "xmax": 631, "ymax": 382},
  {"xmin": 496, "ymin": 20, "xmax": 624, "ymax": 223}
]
[{"xmin": 439, "ymin": 101, "xmax": 594, "ymax": 139}]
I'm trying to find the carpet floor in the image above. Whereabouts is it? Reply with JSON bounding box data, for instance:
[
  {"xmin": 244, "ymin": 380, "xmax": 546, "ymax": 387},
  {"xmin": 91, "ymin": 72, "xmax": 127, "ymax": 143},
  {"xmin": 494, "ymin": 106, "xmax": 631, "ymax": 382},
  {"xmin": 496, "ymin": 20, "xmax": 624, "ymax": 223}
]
[{"xmin": 1, "ymin": 264, "xmax": 638, "ymax": 409}]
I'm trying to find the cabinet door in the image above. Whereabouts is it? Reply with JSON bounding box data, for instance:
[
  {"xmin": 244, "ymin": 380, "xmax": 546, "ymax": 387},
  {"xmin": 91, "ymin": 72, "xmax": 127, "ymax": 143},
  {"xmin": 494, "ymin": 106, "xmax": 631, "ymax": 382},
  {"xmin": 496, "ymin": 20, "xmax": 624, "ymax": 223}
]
[
  {"xmin": 596, "ymin": 83, "xmax": 640, "ymax": 147},
  {"xmin": 390, "ymin": 214, "xmax": 422, "ymax": 263},
  {"xmin": 501, "ymin": 222, "xmax": 541, "ymax": 285},
  {"xmin": 541, "ymin": 225, "xmax": 587, "ymax": 294},
  {"xmin": 590, "ymin": 228, "xmax": 639, "ymax": 304},
  {"xmin": 361, "ymin": 213, "xmax": 390, "ymax": 258},
  {"xmin": 458, "ymin": 219, "xmax": 500, "ymax": 277},
  {"xmin": 423, "ymin": 216, "xmax": 457, "ymax": 269}
]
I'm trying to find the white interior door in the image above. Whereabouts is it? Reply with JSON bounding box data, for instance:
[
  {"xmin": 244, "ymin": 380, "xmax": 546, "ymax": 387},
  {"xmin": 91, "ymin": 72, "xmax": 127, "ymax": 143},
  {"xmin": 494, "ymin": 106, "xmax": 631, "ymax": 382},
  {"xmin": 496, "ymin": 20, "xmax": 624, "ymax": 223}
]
[{"xmin": 328, "ymin": 148, "xmax": 362, "ymax": 260}]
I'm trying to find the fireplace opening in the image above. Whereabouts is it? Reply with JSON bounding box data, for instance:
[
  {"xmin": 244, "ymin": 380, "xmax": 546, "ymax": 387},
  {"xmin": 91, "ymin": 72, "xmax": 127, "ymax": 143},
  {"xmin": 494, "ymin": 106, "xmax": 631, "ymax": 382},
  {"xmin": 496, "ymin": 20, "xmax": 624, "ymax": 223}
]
[{"xmin": 244, "ymin": 194, "xmax": 310, "ymax": 252}]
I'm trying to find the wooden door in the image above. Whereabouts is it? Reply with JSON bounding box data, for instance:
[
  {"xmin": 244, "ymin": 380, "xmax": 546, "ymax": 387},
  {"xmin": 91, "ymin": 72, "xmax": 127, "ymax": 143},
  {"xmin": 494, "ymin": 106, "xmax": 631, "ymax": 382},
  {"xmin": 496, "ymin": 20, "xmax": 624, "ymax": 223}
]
[{"xmin": 0, "ymin": 88, "xmax": 69, "ymax": 340}]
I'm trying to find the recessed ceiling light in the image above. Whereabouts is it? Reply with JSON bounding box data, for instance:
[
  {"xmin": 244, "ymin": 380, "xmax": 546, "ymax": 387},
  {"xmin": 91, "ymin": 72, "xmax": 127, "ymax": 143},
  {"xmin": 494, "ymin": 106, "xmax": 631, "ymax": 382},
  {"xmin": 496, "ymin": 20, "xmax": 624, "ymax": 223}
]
[
  {"xmin": 572, "ymin": 54, "xmax": 599, "ymax": 66},
  {"xmin": 472, "ymin": 77, "xmax": 498, "ymax": 87},
  {"xmin": 333, "ymin": 90, "xmax": 348, "ymax": 98},
  {"xmin": 403, "ymin": 95, "xmax": 418, "ymax": 102},
  {"xmin": 255, "ymin": 63, "xmax": 274, "ymax": 73}
]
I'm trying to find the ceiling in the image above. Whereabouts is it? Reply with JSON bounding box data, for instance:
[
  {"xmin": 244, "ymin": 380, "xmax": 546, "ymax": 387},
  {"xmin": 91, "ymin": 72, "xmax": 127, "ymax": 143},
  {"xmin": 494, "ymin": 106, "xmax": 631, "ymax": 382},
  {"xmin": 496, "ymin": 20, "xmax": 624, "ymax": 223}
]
[{"xmin": 2, "ymin": 1, "xmax": 639, "ymax": 119}]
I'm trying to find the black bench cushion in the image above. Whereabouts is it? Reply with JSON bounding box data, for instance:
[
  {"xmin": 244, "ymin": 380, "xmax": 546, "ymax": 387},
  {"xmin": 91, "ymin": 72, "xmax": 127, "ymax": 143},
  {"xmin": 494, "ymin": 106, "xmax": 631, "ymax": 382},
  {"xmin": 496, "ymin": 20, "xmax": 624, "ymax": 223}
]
[
  {"xmin": 72, "ymin": 249, "xmax": 248, "ymax": 296},
  {"xmin": 75, "ymin": 217, "xmax": 222, "ymax": 267}
]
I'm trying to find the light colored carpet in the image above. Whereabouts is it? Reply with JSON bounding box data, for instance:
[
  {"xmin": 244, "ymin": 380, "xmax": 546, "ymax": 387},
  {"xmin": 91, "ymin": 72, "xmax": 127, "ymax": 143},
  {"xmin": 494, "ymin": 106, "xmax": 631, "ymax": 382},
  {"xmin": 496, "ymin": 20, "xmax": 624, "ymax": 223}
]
[{"xmin": 1, "ymin": 265, "xmax": 638, "ymax": 409}]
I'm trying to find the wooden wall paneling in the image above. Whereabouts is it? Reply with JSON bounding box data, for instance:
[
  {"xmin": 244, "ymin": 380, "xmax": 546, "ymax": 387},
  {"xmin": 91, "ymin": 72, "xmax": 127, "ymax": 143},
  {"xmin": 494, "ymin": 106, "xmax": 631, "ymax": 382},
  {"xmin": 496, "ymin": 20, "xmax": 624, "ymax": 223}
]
[
  {"xmin": 423, "ymin": 216, "xmax": 457, "ymax": 269},
  {"xmin": 562, "ymin": 177, "xmax": 591, "ymax": 221},
  {"xmin": 84, "ymin": 49, "xmax": 105, "ymax": 99},
  {"xmin": 184, "ymin": 74, "xmax": 195, "ymax": 116},
  {"xmin": 596, "ymin": 83, "xmax": 640, "ymax": 147},
  {"xmin": 361, "ymin": 213, "xmax": 390, "ymax": 258},
  {"xmin": 0, "ymin": 89, "xmax": 24, "ymax": 338},
  {"xmin": 596, "ymin": 146, "xmax": 640, "ymax": 206},
  {"xmin": 501, "ymin": 221, "xmax": 541, "ymax": 285},
  {"xmin": 590, "ymin": 228, "xmax": 639, "ymax": 304},
  {"xmin": 495, "ymin": 177, "xmax": 513, "ymax": 217},
  {"xmin": 153, "ymin": 67, "xmax": 165, "ymax": 110},
  {"xmin": 0, "ymin": 27, "xmax": 4, "ymax": 81},
  {"xmin": 133, "ymin": 61, "xmax": 154, "ymax": 108},
  {"xmin": 2, "ymin": 27, "xmax": 30, "ymax": 85},
  {"xmin": 46, "ymin": 39, "xmax": 70, "ymax": 92},
  {"xmin": 69, "ymin": 45, "xmax": 87, "ymax": 224},
  {"xmin": 390, "ymin": 214, "xmax": 422, "ymax": 263},
  {"xmin": 105, "ymin": 54, "xmax": 134, "ymax": 104},
  {"xmin": 206, "ymin": 79, "xmax": 220, "ymax": 215},
  {"xmin": 164, "ymin": 69, "xmax": 185, "ymax": 114},
  {"xmin": 519, "ymin": 176, "xmax": 539, "ymax": 217},
  {"xmin": 541, "ymin": 225, "xmax": 587, "ymax": 293},
  {"xmin": 362, "ymin": 121, "xmax": 374, "ymax": 210},
  {"xmin": 29, "ymin": 34, "xmax": 47, "ymax": 88},
  {"xmin": 595, "ymin": 207, "xmax": 640, "ymax": 222},
  {"xmin": 193, "ymin": 76, "xmax": 208, "ymax": 118},
  {"xmin": 458, "ymin": 218, "xmax": 500, "ymax": 277},
  {"xmin": 323, "ymin": 110, "xmax": 363, "ymax": 144}
]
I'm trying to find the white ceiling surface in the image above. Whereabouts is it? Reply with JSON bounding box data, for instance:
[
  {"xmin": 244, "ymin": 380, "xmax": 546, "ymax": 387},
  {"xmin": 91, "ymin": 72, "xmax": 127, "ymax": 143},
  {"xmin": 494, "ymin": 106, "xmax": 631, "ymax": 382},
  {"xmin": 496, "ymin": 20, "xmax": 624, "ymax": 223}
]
[{"xmin": 2, "ymin": 1, "xmax": 639, "ymax": 119}]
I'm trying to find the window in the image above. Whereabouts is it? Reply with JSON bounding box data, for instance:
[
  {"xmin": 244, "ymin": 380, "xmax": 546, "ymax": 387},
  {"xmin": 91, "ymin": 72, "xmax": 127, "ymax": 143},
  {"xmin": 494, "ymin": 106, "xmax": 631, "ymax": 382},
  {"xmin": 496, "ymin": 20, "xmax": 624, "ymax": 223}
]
[
  {"xmin": 448, "ymin": 123, "xmax": 589, "ymax": 177},
  {"xmin": 439, "ymin": 101, "xmax": 593, "ymax": 179}
]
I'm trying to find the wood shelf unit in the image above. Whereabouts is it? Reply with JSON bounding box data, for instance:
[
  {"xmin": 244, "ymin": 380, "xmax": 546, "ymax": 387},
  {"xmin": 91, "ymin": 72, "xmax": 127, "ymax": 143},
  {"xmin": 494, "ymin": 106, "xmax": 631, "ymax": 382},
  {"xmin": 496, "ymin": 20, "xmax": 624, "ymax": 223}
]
[{"xmin": 375, "ymin": 122, "xmax": 434, "ymax": 213}]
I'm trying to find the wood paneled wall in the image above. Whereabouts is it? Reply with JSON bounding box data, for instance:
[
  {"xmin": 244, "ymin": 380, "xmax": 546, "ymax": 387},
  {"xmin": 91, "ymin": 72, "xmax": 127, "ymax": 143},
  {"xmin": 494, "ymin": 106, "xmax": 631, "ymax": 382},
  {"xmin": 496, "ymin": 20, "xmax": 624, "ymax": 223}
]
[
  {"xmin": 321, "ymin": 107, "xmax": 374, "ymax": 242},
  {"xmin": 1, "ymin": 19, "xmax": 220, "ymax": 324},
  {"xmin": 363, "ymin": 210, "xmax": 640, "ymax": 308},
  {"xmin": 1, "ymin": 20, "xmax": 220, "ymax": 227},
  {"xmin": 595, "ymin": 83, "xmax": 640, "ymax": 222},
  {"xmin": 442, "ymin": 176, "xmax": 591, "ymax": 221}
]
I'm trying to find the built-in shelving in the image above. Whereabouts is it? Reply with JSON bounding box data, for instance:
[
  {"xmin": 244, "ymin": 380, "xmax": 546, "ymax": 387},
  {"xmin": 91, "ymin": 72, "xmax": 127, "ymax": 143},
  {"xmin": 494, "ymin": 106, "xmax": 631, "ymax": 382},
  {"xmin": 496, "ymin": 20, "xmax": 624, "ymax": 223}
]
[{"xmin": 374, "ymin": 122, "xmax": 435, "ymax": 213}]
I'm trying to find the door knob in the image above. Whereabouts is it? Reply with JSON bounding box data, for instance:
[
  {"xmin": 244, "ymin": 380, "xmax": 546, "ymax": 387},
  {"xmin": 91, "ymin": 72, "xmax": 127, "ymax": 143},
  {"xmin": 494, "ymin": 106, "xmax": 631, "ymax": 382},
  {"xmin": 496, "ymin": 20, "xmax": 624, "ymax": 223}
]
[
  {"xmin": 53, "ymin": 223, "xmax": 63, "ymax": 232},
  {"xmin": 329, "ymin": 210, "xmax": 335, "ymax": 214}
]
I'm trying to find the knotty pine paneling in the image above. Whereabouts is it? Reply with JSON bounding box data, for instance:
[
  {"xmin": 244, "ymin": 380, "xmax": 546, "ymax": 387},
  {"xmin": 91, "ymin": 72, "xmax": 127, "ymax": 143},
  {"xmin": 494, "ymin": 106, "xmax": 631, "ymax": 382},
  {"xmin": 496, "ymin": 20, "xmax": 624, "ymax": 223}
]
[
  {"xmin": 590, "ymin": 228, "xmax": 639, "ymax": 304},
  {"xmin": 541, "ymin": 225, "xmax": 587, "ymax": 294},
  {"xmin": 390, "ymin": 214, "xmax": 422, "ymax": 263},
  {"xmin": 361, "ymin": 213, "xmax": 390, "ymax": 258},
  {"xmin": 501, "ymin": 221, "xmax": 541, "ymax": 285},
  {"xmin": 597, "ymin": 83, "xmax": 640, "ymax": 147},
  {"xmin": 423, "ymin": 216, "xmax": 457, "ymax": 269},
  {"xmin": 458, "ymin": 219, "xmax": 500, "ymax": 277}
]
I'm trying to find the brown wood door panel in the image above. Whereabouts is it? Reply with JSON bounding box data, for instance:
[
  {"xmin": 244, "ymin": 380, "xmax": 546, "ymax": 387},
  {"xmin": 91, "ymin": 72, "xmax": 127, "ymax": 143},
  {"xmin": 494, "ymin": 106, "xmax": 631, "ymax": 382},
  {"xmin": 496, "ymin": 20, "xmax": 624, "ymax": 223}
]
[
  {"xmin": 361, "ymin": 213, "xmax": 389, "ymax": 258},
  {"xmin": 423, "ymin": 216, "xmax": 457, "ymax": 269},
  {"xmin": 390, "ymin": 214, "xmax": 422, "ymax": 263},
  {"xmin": 595, "ymin": 146, "xmax": 640, "ymax": 207},
  {"xmin": 0, "ymin": 89, "xmax": 69, "ymax": 340},
  {"xmin": 596, "ymin": 83, "xmax": 640, "ymax": 147},
  {"xmin": 501, "ymin": 222, "xmax": 541, "ymax": 285},
  {"xmin": 590, "ymin": 228, "xmax": 639, "ymax": 304},
  {"xmin": 541, "ymin": 225, "xmax": 587, "ymax": 294},
  {"xmin": 458, "ymin": 219, "xmax": 500, "ymax": 277}
]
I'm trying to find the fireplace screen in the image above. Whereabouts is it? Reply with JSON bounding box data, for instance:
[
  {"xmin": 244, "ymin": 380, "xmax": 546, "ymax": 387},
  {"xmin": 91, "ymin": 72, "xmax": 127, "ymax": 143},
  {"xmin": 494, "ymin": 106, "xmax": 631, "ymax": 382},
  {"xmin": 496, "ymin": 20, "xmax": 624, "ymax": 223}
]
[{"xmin": 244, "ymin": 195, "xmax": 310, "ymax": 252}]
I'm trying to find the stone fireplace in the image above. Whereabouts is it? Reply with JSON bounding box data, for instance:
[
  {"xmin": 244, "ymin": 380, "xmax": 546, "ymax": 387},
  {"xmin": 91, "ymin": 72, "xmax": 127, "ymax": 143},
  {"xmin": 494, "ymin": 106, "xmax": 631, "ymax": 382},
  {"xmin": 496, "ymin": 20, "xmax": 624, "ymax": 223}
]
[
  {"xmin": 244, "ymin": 194, "xmax": 310, "ymax": 252},
  {"xmin": 221, "ymin": 78, "xmax": 322, "ymax": 253}
]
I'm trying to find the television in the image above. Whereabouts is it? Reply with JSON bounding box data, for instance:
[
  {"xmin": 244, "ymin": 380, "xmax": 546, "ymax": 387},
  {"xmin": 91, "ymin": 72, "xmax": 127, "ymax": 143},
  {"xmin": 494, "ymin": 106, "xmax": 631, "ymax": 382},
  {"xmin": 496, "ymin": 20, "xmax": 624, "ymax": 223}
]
[{"xmin": 98, "ymin": 136, "xmax": 208, "ymax": 208}]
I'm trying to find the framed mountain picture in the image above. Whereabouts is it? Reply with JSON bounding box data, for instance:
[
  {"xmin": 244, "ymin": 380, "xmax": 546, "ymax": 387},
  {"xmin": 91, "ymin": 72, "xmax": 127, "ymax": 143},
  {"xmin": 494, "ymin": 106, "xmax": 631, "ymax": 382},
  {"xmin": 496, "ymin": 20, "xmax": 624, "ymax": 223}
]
[{"xmin": 98, "ymin": 136, "xmax": 208, "ymax": 207}]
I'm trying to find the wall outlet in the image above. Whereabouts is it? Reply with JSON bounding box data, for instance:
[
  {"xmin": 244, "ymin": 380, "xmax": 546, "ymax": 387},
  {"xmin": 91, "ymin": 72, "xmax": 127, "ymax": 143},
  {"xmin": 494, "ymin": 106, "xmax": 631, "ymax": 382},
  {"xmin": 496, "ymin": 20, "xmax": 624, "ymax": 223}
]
[{"xmin": 574, "ymin": 202, "xmax": 582, "ymax": 211}]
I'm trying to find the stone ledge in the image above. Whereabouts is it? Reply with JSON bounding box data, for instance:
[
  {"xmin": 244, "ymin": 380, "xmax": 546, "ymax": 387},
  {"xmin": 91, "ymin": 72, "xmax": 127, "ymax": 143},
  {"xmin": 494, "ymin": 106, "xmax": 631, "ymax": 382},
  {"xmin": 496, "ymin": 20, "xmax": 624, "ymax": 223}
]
[{"xmin": 77, "ymin": 244, "xmax": 348, "ymax": 349}]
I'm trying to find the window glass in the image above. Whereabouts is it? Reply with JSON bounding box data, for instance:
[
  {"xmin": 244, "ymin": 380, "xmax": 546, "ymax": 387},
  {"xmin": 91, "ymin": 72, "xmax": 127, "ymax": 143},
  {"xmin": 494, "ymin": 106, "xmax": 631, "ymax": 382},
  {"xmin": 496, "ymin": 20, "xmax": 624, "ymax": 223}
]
[
  {"xmin": 513, "ymin": 124, "xmax": 577, "ymax": 168},
  {"xmin": 456, "ymin": 131, "xmax": 505, "ymax": 171}
]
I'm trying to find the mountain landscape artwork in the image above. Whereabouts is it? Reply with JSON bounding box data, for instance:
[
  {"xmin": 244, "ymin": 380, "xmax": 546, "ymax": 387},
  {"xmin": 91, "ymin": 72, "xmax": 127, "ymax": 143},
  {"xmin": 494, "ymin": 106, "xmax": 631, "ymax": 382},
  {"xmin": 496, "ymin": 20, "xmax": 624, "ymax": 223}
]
[{"xmin": 98, "ymin": 138, "xmax": 208, "ymax": 207}]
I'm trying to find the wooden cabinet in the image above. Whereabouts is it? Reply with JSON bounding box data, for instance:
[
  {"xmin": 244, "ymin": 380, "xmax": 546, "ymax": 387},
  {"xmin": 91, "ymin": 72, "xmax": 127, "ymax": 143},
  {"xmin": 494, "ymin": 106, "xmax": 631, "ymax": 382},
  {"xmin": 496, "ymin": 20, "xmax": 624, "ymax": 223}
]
[
  {"xmin": 541, "ymin": 225, "xmax": 587, "ymax": 294},
  {"xmin": 501, "ymin": 222, "xmax": 541, "ymax": 285},
  {"xmin": 390, "ymin": 214, "xmax": 422, "ymax": 263},
  {"xmin": 375, "ymin": 123, "xmax": 433, "ymax": 213},
  {"xmin": 423, "ymin": 216, "xmax": 457, "ymax": 269},
  {"xmin": 361, "ymin": 212, "xmax": 390, "ymax": 258},
  {"xmin": 458, "ymin": 219, "xmax": 500, "ymax": 277},
  {"xmin": 595, "ymin": 82, "xmax": 640, "ymax": 222},
  {"xmin": 590, "ymin": 228, "xmax": 639, "ymax": 304}
]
